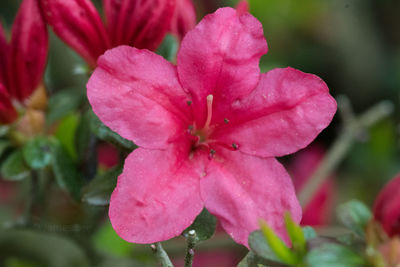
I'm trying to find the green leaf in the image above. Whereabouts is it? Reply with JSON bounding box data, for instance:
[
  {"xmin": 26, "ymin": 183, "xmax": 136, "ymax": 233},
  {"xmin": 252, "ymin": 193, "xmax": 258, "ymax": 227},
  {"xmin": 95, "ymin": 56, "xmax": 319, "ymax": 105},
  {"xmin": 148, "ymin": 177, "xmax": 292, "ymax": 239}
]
[
  {"xmin": 156, "ymin": 34, "xmax": 178, "ymax": 62},
  {"xmin": 302, "ymin": 226, "xmax": 317, "ymax": 240},
  {"xmin": 237, "ymin": 252, "xmax": 288, "ymax": 267},
  {"xmin": 51, "ymin": 140, "xmax": 84, "ymax": 200},
  {"xmin": 1, "ymin": 150, "xmax": 30, "ymax": 181},
  {"xmin": 46, "ymin": 87, "xmax": 85, "ymax": 125},
  {"xmin": 0, "ymin": 140, "xmax": 11, "ymax": 158},
  {"xmin": 259, "ymin": 220, "xmax": 298, "ymax": 265},
  {"xmin": 23, "ymin": 137, "xmax": 53, "ymax": 169},
  {"xmin": 75, "ymin": 110, "xmax": 94, "ymax": 160},
  {"xmin": 248, "ymin": 231, "xmax": 285, "ymax": 264},
  {"xmin": 0, "ymin": 229, "xmax": 90, "ymax": 267},
  {"xmin": 305, "ymin": 243, "xmax": 366, "ymax": 267},
  {"xmin": 337, "ymin": 200, "xmax": 372, "ymax": 237},
  {"xmin": 98, "ymin": 258, "xmax": 147, "ymax": 267},
  {"xmin": 82, "ymin": 165, "xmax": 122, "ymax": 205},
  {"xmin": 182, "ymin": 208, "xmax": 217, "ymax": 241},
  {"xmin": 284, "ymin": 212, "xmax": 306, "ymax": 254},
  {"xmin": 55, "ymin": 113, "xmax": 79, "ymax": 159},
  {"xmin": 90, "ymin": 111, "xmax": 136, "ymax": 152}
]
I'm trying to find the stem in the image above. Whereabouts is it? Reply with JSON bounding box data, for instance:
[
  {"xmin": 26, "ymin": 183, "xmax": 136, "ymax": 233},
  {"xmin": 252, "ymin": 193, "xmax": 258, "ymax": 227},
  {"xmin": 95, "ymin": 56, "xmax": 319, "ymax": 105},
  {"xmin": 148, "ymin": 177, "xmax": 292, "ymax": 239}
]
[
  {"xmin": 298, "ymin": 96, "xmax": 394, "ymax": 207},
  {"xmin": 22, "ymin": 170, "xmax": 39, "ymax": 227},
  {"xmin": 151, "ymin": 242, "xmax": 174, "ymax": 267},
  {"xmin": 184, "ymin": 230, "xmax": 197, "ymax": 267}
]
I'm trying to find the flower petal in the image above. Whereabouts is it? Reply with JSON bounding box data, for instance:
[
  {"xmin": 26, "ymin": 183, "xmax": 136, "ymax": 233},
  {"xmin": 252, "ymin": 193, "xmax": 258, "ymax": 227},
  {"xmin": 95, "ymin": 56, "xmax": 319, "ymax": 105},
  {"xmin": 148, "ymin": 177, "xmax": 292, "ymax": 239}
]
[
  {"xmin": 177, "ymin": 7, "xmax": 268, "ymax": 126},
  {"xmin": 87, "ymin": 45, "xmax": 192, "ymax": 149},
  {"xmin": 41, "ymin": 0, "xmax": 109, "ymax": 67},
  {"xmin": 170, "ymin": 0, "xmax": 196, "ymax": 40},
  {"xmin": 0, "ymin": 83, "xmax": 17, "ymax": 124},
  {"xmin": 200, "ymin": 150, "xmax": 301, "ymax": 247},
  {"xmin": 0, "ymin": 23, "xmax": 9, "ymax": 88},
  {"xmin": 103, "ymin": 0, "xmax": 175, "ymax": 50},
  {"xmin": 9, "ymin": 0, "xmax": 48, "ymax": 101},
  {"xmin": 109, "ymin": 146, "xmax": 205, "ymax": 243},
  {"xmin": 212, "ymin": 67, "xmax": 337, "ymax": 157}
]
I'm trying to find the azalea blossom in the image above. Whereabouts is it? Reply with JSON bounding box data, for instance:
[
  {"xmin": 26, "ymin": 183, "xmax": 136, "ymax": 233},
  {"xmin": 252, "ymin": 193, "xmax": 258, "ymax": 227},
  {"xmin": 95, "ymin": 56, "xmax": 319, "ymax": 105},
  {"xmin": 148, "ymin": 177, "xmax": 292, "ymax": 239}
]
[
  {"xmin": 373, "ymin": 174, "xmax": 400, "ymax": 237},
  {"xmin": 40, "ymin": 0, "xmax": 196, "ymax": 68},
  {"xmin": 290, "ymin": 144, "xmax": 335, "ymax": 226},
  {"xmin": 0, "ymin": 0, "xmax": 48, "ymax": 124},
  {"xmin": 87, "ymin": 7, "xmax": 336, "ymax": 246}
]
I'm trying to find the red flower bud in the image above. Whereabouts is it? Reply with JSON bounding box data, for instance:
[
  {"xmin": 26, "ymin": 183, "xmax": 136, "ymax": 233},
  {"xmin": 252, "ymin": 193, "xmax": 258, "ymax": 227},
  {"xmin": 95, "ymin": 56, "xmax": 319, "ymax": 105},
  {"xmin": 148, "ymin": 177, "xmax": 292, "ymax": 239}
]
[
  {"xmin": 236, "ymin": 0, "xmax": 249, "ymax": 16},
  {"xmin": 0, "ymin": 84, "xmax": 17, "ymax": 124},
  {"xmin": 373, "ymin": 174, "xmax": 400, "ymax": 237}
]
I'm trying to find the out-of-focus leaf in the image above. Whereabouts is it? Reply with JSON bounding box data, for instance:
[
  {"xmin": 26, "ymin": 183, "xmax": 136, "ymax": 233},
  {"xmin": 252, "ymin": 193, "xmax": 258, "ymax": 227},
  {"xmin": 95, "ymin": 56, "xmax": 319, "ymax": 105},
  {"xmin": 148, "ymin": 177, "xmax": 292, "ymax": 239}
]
[
  {"xmin": 98, "ymin": 257, "xmax": 147, "ymax": 267},
  {"xmin": 46, "ymin": 87, "xmax": 85, "ymax": 125},
  {"xmin": 51, "ymin": 140, "xmax": 84, "ymax": 200},
  {"xmin": 305, "ymin": 243, "xmax": 366, "ymax": 267},
  {"xmin": 337, "ymin": 200, "xmax": 372, "ymax": 238},
  {"xmin": 23, "ymin": 137, "xmax": 53, "ymax": 169},
  {"xmin": 248, "ymin": 231, "xmax": 284, "ymax": 264},
  {"xmin": 182, "ymin": 208, "xmax": 217, "ymax": 241},
  {"xmin": 259, "ymin": 221, "xmax": 298, "ymax": 265},
  {"xmin": 82, "ymin": 165, "xmax": 122, "ymax": 205},
  {"xmin": 0, "ymin": 229, "xmax": 90, "ymax": 267},
  {"xmin": 55, "ymin": 113, "xmax": 79, "ymax": 159},
  {"xmin": 0, "ymin": 140, "xmax": 11, "ymax": 158},
  {"xmin": 0, "ymin": 125, "xmax": 9, "ymax": 137},
  {"xmin": 93, "ymin": 221, "xmax": 134, "ymax": 257},
  {"xmin": 1, "ymin": 150, "xmax": 30, "ymax": 181},
  {"xmin": 237, "ymin": 251, "xmax": 288, "ymax": 267},
  {"xmin": 302, "ymin": 226, "xmax": 318, "ymax": 240},
  {"xmin": 284, "ymin": 212, "xmax": 306, "ymax": 254},
  {"xmin": 89, "ymin": 111, "xmax": 136, "ymax": 152},
  {"xmin": 4, "ymin": 258, "xmax": 41, "ymax": 267},
  {"xmin": 156, "ymin": 34, "xmax": 178, "ymax": 62},
  {"xmin": 75, "ymin": 110, "xmax": 93, "ymax": 161}
]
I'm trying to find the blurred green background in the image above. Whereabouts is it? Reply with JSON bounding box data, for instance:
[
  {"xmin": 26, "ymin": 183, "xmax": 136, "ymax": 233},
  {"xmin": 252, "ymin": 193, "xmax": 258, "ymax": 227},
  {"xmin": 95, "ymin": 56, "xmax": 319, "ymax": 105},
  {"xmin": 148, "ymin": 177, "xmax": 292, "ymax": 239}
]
[{"xmin": 0, "ymin": 0, "xmax": 400, "ymax": 266}]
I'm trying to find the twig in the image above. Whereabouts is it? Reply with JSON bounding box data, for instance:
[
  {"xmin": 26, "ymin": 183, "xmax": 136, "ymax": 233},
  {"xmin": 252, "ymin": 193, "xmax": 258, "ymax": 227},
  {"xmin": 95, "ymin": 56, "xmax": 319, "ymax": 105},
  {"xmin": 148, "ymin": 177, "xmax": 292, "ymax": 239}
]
[
  {"xmin": 184, "ymin": 230, "xmax": 197, "ymax": 267},
  {"xmin": 298, "ymin": 96, "xmax": 394, "ymax": 207},
  {"xmin": 151, "ymin": 242, "xmax": 174, "ymax": 267}
]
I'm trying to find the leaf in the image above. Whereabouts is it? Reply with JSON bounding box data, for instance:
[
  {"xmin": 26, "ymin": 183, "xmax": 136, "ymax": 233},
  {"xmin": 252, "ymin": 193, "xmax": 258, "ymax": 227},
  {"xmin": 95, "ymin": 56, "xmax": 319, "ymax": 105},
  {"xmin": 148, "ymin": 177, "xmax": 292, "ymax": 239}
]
[
  {"xmin": 46, "ymin": 87, "xmax": 85, "ymax": 125},
  {"xmin": 82, "ymin": 165, "xmax": 122, "ymax": 206},
  {"xmin": 98, "ymin": 258, "xmax": 147, "ymax": 267},
  {"xmin": 1, "ymin": 150, "xmax": 30, "ymax": 181},
  {"xmin": 156, "ymin": 34, "xmax": 178, "ymax": 62},
  {"xmin": 75, "ymin": 110, "xmax": 94, "ymax": 161},
  {"xmin": 337, "ymin": 200, "xmax": 372, "ymax": 237},
  {"xmin": 51, "ymin": 140, "xmax": 84, "ymax": 200},
  {"xmin": 305, "ymin": 243, "xmax": 366, "ymax": 267},
  {"xmin": 248, "ymin": 231, "xmax": 285, "ymax": 264},
  {"xmin": 0, "ymin": 229, "xmax": 90, "ymax": 267},
  {"xmin": 302, "ymin": 226, "xmax": 318, "ymax": 241},
  {"xmin": 284, "ymin": 212, "xmax": 306, "ymax": 254},
  {"xmin": 55, "ymin": 113, "xmax": 79, "ymax": 159},
  {"xmin": 237, "ymin": 252, "xmax": 288, "ymax": 267},
  {"xmin": 89, "ymin": 111, "xmax": 136, "ymax": 152},
  {"xmin": 0, "ymin": 140, "xmax": 11, "ymax": 158},
  {"xmin": 259, "ymin": 220, "xmax": 298, "ymax": 265},
  {"xmin": 23, "ymin": 137, "xmax": 53, "ymax": 169},
  {"xmin": 182, "ymin": 208, "xmax": 217, "ymax": 241}
]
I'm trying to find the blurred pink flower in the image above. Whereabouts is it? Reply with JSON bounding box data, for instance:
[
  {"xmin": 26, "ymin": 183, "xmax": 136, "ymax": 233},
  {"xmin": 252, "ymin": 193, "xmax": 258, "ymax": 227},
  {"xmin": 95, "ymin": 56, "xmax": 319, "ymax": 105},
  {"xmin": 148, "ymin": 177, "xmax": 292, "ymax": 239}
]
[
  {"xmin": 173, "ymin": 250, "xmax": 239, "ymax": 267},
  {"xmin": 87, "ymin": 7, "xmax": 336, "ymax": 246},
  {"xmin": 0, "ymin": 0, "xmax": 48, "ymax": 123},
  {"xmin": 97, "ymin": 142, "xmax": 120, "ymax": 169},
  {"xmin": 290, "ymin": 144, "xmax": 335, "ymax": 226},
  {"xmin": 236, "ymin": 0, "xmax": 249, "ymax": 15},
  {"xmin": 40, "ymin": 0, "xmax": 195, "ymax": 68},
  {"xmin": 373, "ymin": 174, "xmax": 400, "ymax": 237}
]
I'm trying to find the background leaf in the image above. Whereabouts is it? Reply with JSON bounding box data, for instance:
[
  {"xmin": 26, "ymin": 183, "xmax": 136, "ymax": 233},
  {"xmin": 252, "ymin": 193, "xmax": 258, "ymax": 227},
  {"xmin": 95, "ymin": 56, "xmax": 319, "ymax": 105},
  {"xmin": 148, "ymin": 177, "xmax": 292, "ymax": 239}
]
[
  {"xmin": 182, "ymin": 208, "xmax": 217, "ymax": 241},
  {"xmin": 23, "ymin": 137, "xmax": 53, "ymax": 170},
  {"xmin": 1, "ymin": 150, "xmax": 30, "ymax": 181},
  {"xmin": 336, "ymin": 200, "xmax": 372, "ymax": 238}
]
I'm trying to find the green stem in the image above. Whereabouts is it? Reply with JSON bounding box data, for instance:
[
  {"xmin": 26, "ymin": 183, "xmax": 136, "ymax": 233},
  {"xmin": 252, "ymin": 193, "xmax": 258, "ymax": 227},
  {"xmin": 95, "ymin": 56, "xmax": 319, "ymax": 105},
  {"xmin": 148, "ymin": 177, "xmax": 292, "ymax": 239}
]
[
  {"xmin": 298, "ymin": 96, "xmax": 394, "ymax": 207},
  {"xmin": 184, "ymin": 230, "xmax": 197, "ymax": 267},
  {"xmin": 152, "ymin": 242, "xmax": 174, "ymax": 267},
  {"xmin": 22, "ymin": 170, "xmax": 39, "ymax": 227}
]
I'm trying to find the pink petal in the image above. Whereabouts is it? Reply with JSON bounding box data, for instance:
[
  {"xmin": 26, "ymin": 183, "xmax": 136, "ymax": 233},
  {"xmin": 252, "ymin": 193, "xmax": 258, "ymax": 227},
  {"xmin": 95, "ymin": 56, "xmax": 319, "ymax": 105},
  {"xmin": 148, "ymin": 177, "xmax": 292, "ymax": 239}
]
[
  {"xmin": 40, "ymin": 0, "xmax": 110, "ymax": 68},
  {"xmin": 170, "ymin": 0, "xmax": 196, "ymax": 40},
  {"xmin": 103, "ymin": 0, "xmax": 175, "ymax": 50},
  {"xmin": 9, "ymin": 0, "xmax": 48, "ymax": 101},
  {"xmin": 0, "ymin": 83, "xmax": 17, "ymax": 124},
  {"xmin": 236, "ymin": 1, "xmax": 249, "ymax": 16},
  {"xmin": 0, "ymin": 23, "xmax": 9, "ymax": 88},
  {"xmin": 109, "ymin": 146, "xmax": 205, "ymax": 243},
  {"xmin": 200, "ymin": 149, "xmax": 301, "ymax": 247},
  {"xmin": 87, "ymin": 45, "xmax": 192, "ymax": 149},
  {"xmin": 177, "ymin": 7, "xmax": 268, "ymax": 126},
  {"xmin": 212, "ymin": 67, "xmax": 337, "ymax": 158}
]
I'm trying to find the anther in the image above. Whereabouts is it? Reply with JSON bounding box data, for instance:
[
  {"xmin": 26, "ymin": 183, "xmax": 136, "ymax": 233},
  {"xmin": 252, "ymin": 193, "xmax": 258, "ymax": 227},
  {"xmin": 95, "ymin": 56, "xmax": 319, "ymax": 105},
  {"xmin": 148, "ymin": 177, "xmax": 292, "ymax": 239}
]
[
  {"xmin": 187, "ymin": 100, "xmax": 192, "ymax": 106},
  {"xmin": 208, "ymin": 149, "xmax": 216, "ymax": 160},
  {"xmin": 224, "ymin": 118, "xmax": 229, "ymax": 124},
  {"xmin": 232, "ymin": 143, "xmax": 238, "ymax": 150}
]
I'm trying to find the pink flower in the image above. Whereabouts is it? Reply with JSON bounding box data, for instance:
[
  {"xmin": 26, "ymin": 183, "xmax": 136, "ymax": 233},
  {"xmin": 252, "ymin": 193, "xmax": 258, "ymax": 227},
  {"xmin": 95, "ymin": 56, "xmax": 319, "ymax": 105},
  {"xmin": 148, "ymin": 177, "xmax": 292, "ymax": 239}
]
[
  {"xmin": 0, "ymin": 0, "xmax": 48, "ymax": 123},
  {"xmin": 290, "ymin": 144, "xmax": 335, "ymax": 226},
  {"xmin": 235, "ymin": 0, "xmax": 249, "ymax": 15},
  {"xmin": 170, "ymin": 0, "xmax": 196, "ymax": 40},
  {"xmin": 40, "ymin": 0, "xmax": 192, "ymax": 68},
  {"xmin": 87, "ymin": 7, "xmax": 336, "ymax": 246},
  {"xmin": 373, "ymin": 174, "xmax": 400, "ymax": 237}
]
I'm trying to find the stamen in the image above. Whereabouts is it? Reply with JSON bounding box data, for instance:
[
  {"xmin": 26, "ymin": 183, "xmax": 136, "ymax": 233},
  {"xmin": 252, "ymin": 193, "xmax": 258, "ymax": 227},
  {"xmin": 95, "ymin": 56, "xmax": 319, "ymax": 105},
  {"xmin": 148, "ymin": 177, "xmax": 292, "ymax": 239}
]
[
  {"xmin": 232, "ymin": 143, "xmax": 238, "ymax": 150},
  {"xmin": 204, "ymin": 94, "xmax": 214, "ymax": 130},
  {"xmin": 208, "ymin": 149, "xmax": 216, "ymax": 160},
  {"xmin": 224, "ymin": 118, "xmax": 229, "ymax": 124}
]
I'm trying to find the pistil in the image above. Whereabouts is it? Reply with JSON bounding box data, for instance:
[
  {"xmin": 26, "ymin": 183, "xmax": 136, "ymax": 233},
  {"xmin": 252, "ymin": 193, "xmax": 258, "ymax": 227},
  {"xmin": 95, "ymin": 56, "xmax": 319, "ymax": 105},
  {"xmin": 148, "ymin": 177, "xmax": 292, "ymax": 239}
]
[{"xmin": 203, "ymin": 94, "xmax": 214, "ymax": 132}]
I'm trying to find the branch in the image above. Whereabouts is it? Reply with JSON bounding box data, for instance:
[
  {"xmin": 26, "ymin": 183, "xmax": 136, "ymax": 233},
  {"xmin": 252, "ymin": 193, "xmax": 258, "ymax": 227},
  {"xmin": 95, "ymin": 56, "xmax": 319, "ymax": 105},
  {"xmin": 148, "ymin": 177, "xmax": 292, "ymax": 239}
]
[{"xmin": 151, "ymin": 242, "xmax": 174, "ymax": 267}]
